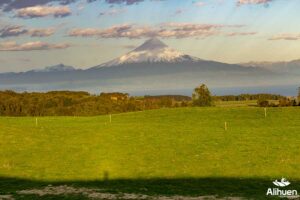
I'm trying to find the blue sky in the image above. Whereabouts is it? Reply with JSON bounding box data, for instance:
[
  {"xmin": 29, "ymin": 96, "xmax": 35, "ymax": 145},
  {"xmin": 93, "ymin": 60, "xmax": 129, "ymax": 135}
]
[{"xmin": 0, "ymin": 0, "xmax": 299, "ymax": 72}]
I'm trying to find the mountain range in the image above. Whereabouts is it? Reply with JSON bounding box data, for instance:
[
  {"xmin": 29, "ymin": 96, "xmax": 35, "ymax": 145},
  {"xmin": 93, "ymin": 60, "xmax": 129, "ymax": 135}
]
[
  {"xmin": 240, "ymin": 60, "xmax": 300, "ymax": 74},
  {"xmin": 0, "ymin": 38, "xmax": 299, "ymax": 96}
]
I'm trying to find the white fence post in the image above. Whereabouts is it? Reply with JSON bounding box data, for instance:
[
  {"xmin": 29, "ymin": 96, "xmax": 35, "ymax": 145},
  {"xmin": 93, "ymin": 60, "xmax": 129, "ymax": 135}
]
[{"xmin": 264, "ymin": 108, "xmax": 267, "ymax": 118}]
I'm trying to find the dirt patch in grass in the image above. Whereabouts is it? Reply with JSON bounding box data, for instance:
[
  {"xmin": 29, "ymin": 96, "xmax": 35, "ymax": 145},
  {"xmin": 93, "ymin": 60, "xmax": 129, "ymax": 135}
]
[
  {"xmin": 16, "ymin": 185, "xmax": 245, "ymax": 199},
  {"xmin": 0, "ymin": 195, "xmax": 14, "ymax": 200}
]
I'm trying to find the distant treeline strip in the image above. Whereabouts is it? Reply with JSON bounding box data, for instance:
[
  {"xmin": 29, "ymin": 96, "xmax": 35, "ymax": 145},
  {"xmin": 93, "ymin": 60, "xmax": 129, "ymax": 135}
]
[
  {"xmin": 0, "ymin": 91, "xmax": 190, "ymax": 116},
  {"xmin": 0, "ymin": 90, "xmax": 289, "ymax": 116},
  {"xmin": 213, "ymin": 94, "xmax": 285, "ymax": 101}
]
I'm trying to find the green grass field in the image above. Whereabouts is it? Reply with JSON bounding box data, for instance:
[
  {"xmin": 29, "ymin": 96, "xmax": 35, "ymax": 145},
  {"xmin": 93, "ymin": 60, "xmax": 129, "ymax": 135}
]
[
  {"xmin": 214, "ymin": 100, "xmax": 258, "ymax": 107},
  {"xmin": 1, "ymin": 107, "xmax": 300, "ymax": 199}
]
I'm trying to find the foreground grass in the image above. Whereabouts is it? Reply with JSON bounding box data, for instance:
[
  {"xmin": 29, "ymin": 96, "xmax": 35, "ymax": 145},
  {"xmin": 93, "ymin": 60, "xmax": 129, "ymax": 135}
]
[{"xmin": 0, "ymin": 107, "xmax": 300, "ymax": 199}]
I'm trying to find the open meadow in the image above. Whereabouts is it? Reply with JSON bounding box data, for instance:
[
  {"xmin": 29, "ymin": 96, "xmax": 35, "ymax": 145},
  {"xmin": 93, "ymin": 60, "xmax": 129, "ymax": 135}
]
[{"xmin": 0, "ymin": 107, "xmax": 300, "ymax": 199}]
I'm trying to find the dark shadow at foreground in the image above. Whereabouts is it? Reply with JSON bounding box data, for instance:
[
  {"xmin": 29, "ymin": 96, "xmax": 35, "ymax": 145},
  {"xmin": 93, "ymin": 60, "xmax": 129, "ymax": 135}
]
[{"xmin": 1, "ymin": 176, "xmax": 300, "ymax": 199}]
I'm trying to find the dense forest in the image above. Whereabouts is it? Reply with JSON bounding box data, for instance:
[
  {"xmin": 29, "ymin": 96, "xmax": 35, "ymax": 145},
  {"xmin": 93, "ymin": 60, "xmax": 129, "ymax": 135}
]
[{"xmin": 0, "ymin": 90, "xmax": 298, "ymax": 116}]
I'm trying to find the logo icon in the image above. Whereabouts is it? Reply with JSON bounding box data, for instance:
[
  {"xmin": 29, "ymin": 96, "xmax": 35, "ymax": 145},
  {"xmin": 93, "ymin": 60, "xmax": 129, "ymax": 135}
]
[
  {"xmin": 267, "ymin": 178, "xmax": 298, "ymax": 198},
  {"xmin": 273, "ymin": 178, "xmax": 290, "ymax": 187}
]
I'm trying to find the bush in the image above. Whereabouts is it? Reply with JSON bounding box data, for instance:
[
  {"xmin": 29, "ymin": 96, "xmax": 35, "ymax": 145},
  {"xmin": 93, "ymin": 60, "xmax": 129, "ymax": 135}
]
[{"xmin": 257, "ymin": 100, "xmax": 269, "ymax": 107}]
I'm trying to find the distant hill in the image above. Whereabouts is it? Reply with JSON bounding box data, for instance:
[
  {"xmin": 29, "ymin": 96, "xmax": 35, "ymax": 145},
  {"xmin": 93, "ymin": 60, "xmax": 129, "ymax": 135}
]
[
  {"xmin": 240, "ymin": 60, "xmax": 300, "ymax": 74},
  {"xmin": 29, "ymin": 64, "xmax": 76, "ymax": 73}
]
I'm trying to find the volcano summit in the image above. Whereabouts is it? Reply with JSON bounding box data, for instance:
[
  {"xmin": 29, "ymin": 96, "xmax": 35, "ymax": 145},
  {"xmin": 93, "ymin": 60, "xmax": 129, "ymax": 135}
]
[{"xmin": 97, "ymin": 38, "xmax": 201, "ymax": 67}]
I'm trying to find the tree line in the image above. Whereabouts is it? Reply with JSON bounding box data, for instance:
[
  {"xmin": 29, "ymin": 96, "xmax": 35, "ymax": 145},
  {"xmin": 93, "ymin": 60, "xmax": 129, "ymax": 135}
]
[
  {"xmin": 213, "ymin": 94, "xmax": 284, "ymax": 101},
  {"xmin": 192, "ymin": 84, "xmax": 299, "ymax": 107},
  {"xmin": 0, "ymin": 85, "xmax": 298, "ymax": 116},
  {"xmin": 0, "ymin": 91, "xmax": 190, "ymax": 116}
]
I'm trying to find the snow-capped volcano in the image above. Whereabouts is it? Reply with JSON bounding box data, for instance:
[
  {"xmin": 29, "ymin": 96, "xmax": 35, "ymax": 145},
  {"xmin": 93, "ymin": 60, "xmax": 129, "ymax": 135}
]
[{"xmin": 99, "ymin": 38, "xmax": 201, "ymax": 67}]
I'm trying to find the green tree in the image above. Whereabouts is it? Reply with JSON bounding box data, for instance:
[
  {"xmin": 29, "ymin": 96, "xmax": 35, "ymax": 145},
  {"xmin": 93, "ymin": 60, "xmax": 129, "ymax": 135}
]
[{"xmin": 192, "ymin": 84, "xmax": 213, "ymax": 107}]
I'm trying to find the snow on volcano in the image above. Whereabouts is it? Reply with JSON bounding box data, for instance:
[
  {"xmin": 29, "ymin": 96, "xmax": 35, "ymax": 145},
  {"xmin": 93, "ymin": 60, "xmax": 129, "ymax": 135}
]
[{"xmin": 99, "ymin": 38, "xmax": 201, "ymax": 67}]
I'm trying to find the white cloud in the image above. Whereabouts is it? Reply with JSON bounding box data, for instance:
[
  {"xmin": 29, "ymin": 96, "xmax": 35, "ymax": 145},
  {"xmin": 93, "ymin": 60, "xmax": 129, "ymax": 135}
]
[
  {"xmin": 16, "ymin": 6, "xmax": 71, "ymax": 18},
  {"xmin": 194, "ymin": 1, "xmax": 206, "ymax": 7},
  {"xmin": 225, "ymin": 32, "xmax": 257, "ymax": 36},
  {"xmin": 29, "ymin": 28, "xmax": 55, "ymax": 37},
  {"xmin": 68, "ymin": 23, "xmax": 245, "ymax": 39},
  {"xmin": 99, "ymin": 8, "xmax": 127, "ymax": 16},
  {"xmin": 237, "ymin": 0, "xmax": 272, "ymax": 5},
  {"xmin": 269, "ymin": 33, "xmax": 300, "ymax": 41},
  {"xmin": 0, "ymin": 41, "xmax": 70, "ymax": 51}
]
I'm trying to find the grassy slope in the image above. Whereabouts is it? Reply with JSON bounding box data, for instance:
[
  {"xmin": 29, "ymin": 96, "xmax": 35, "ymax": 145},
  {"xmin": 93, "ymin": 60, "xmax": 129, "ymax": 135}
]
[
  {"xmin": 0, "ymin": 107, "xmax": 300, "ymax": 199},
  {"xmin": 215, "ymin": 100, "xmax": 258, "ymax": 107}
]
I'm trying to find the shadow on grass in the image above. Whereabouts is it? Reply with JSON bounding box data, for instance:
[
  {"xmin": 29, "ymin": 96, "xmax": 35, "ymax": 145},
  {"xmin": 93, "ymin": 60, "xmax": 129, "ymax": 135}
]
[{"xmin": 1, "ymin": 176, "xmax": 299, "ymax": 199}]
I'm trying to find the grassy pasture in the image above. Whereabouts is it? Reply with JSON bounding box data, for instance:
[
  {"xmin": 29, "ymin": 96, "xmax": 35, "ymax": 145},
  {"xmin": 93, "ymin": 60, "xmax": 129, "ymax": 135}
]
[
  {"xmin": 214, "ymin": 100, "xmax": 258, "ymax": 107},
  {"xmin": 0, "ymin": 107, "xmax": 300, "ymax": 199},
  {"xmin": 215, "ymin": 100, "xmax": 280, "ymax": 107}
]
